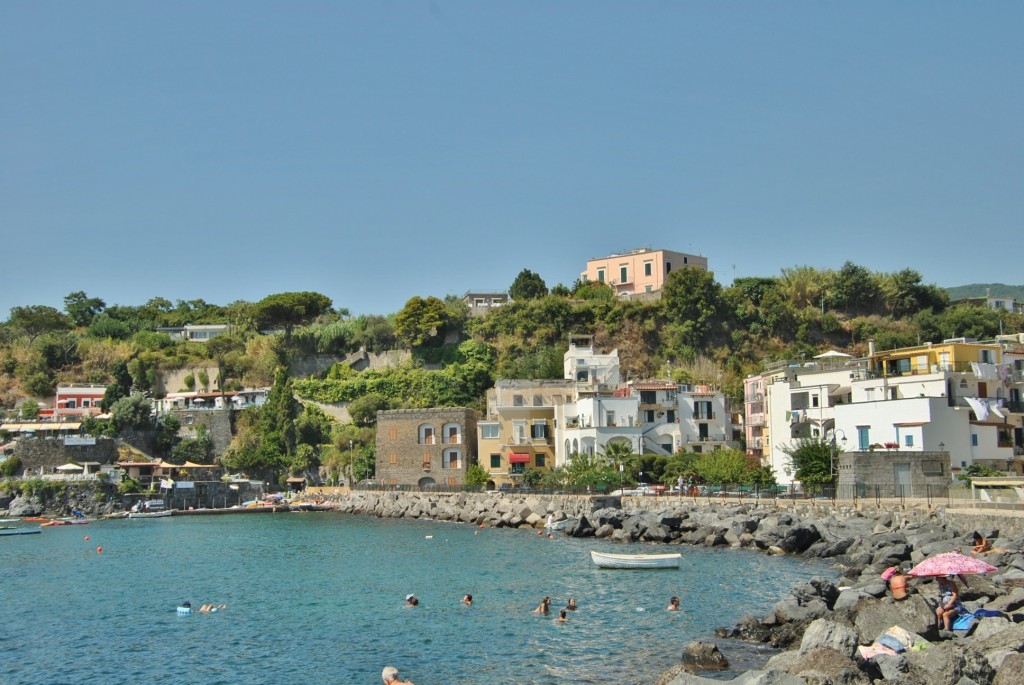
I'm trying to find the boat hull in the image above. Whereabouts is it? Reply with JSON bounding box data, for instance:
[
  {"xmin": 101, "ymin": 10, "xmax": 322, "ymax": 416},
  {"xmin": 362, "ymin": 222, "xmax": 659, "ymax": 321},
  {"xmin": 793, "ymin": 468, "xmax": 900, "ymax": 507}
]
[
  {"xmin": 0, "ymin": 528, "xmax": 42, "ymax": 536},
  {"xmin": 590, "ymin": 550, "xmax": 681, "ymax": 569},
  {"xmin": 128, "ymin": 510, "xmax": 173, "ymax": 519}
]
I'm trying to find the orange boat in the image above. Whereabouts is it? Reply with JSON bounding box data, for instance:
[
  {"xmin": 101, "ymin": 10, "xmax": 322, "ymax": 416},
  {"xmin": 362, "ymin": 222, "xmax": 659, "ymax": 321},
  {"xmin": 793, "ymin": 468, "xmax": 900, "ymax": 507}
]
[
  {"xmin": 40, "ymin": 520, "xmax": 68, "ymax": 527},
  {"xmin": 22, "ymin": 517, "xmax": 50, "ymax": 522}
]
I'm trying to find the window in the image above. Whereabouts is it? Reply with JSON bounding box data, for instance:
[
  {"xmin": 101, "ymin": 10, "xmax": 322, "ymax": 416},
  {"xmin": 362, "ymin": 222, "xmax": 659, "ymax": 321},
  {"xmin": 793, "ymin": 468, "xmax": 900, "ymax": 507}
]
[
  {"xmin": 980, "ymin": 350, "xmax": 994, "ymax": 364},
  {"xmin": 597, "ymin": 268, "xmax": 605, "ymax": 282},
  {"xmin": 667, "ymin": 409, "xmax": 676, "ymax": 423},
  {"xmin": 865, "ymin": 388, "xmax": 875, "ymax": 401},
  {"xmin": 419, "ymin": 425, "xmax": 435, "ymax": 445},
  {"xmin": 82, "ymin": 399, "xmax": 91, "ymax": 408},
  {"xmin": 422, "ymin": 452, "xmax": 431, "ymax": 470},
  {"xmin": 388, "ymin": 428, "xmax": 398, "ymax": 440},
  {"xmin": 971, "ymin": 434, "xmax": 978, "ymax": 447},
  {"xmin": 665, "ymin": 261, "xmax": 672, "ymax": 273},
  {"xmin": 644, "ymin": 261, "xmax": 653, "ymax": 277},
  {"xmin": 620, "ymin": 265, "xmax": 628, "ymax": 282},
  {"xmin": 812, "ymin": 395, "xmax": 819, "ymax": 408},
  {"xmin": 645, "ymin": 285, "xmax": 652, "ymax": 293},
  {"xmin": 490, "ymin": 454, "xmax": 501, "ymax": 468},
  {"xmin": 858, "ymin": 426, "xmax": 870, "ymax": 450},
  {"xmin": 535, "ymin": 454, "xmax": 545, "ymax": 467},
  {"xmin": 513, "ymin": 421, "xmax": 526, "ymax": 444},
  {"xmin": 904, "ymin": 435, "xmax": 914, "ymax": 447},
  {"xmin": 480, "ymin": 424, "xmax": 499, "ymax": 439},
  {"xmin": 511, "ymin": 462, "xmax": 525, "ymax": 475},
  {"xmin": 533, "ymin": 395, "xmax": 543, "ymax": 406},
  {"xmin": 443, "ymin": 449, "xmax": 461, "ymax": 469},
  {"xmin": 694, "ymin": 401, "xmax": 713, "ymax": 420},
  {"xmin": 640, "ymin": 391, "xmax": 656, "ymax": 403},
  {"xmin": 922, "ymin": 460, "xmax": 944, "ymax": 475},
  {"xmin": 389, "ymin": 453, "xmax": 398, "ymax": 464},
  {"xmin": 513, "ymin": 395, "xmax": 524, "ymax": 406},
  {"xmin": 531, "ymin": 422, "xmax": 548, "ymax": 439},
  {"xmin": 644, "ymin": 410, "xmax": 655, "ymax": 423},
  {"xmin": 606, "ymin": 411, "xmax": 615, "ymax": 426}
]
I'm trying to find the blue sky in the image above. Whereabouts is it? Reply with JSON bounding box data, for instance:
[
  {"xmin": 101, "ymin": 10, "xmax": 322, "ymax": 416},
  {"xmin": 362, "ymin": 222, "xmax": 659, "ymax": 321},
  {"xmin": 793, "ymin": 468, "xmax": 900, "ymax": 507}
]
[{"xmin": 2, "ymin": 2, "xmax": 1021, "ymax": 319}]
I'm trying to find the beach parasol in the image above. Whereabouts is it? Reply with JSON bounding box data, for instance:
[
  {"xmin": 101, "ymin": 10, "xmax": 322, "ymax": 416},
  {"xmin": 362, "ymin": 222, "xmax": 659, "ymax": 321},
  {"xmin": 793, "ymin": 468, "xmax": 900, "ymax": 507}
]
[
  {"xmin": 813, "ymin": 350, "xmax": 852, "ymax": 359},
  {"xmin": 906, "ymin": 551, "xmax": 997, "ymax": 578}
]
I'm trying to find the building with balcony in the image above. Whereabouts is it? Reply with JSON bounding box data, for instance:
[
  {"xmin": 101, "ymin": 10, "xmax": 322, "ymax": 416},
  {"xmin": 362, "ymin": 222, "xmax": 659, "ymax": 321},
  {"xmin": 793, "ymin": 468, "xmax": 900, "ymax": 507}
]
[
  {"xmin": 462, "ymin": 290, "xmax": 510, "ymax": 317},
  {"xmin": 52, "ymin": 385, "xmax": 107, "ymax": 419},
  {"xmin": 756, "ymin": 338, "xmax": 1024, "ymax": 487},
  {"xmin": 744, "ymin": 375, "xmax": 766, "ymax": 458},
  {"xmin": 579, "ymin": 247, "xmax": 708, "ymax": 300},
  {"xmin": 375, "ymin": 408, "xmax": 479, "ymax": 488},
  {"xmin": 479, "ymin": 380, "xmax": 572, "ymax": 489}
]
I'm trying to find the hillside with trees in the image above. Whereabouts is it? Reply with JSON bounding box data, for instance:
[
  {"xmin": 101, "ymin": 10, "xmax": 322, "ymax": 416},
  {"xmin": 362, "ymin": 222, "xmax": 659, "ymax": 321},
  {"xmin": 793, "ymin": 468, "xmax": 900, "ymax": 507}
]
[{"xmin": 2, "ymin": 264, "xmax": 1022, "ymax": 488}]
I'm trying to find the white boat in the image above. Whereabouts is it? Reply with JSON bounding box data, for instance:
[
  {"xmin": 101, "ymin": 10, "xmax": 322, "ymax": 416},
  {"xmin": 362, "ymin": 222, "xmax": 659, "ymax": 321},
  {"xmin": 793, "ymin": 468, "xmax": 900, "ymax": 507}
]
[
  {"xmin": 590, "ymin": 550, "xmax": 681, "ymax": 569},
  {"xmin": 545, "ymin": 517, "xmax": 575, "ymax": 531},
  {"xmin": 129, "ymin": 510, "xmax": 173, "ymax": 519}
]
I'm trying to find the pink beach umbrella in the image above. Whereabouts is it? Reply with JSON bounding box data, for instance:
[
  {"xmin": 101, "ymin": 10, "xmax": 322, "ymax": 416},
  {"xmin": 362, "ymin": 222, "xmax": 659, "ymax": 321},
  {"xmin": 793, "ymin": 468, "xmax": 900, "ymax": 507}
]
[{"xmin": 907, "ymin": 551, "xmax": 997, "ymax": 578}]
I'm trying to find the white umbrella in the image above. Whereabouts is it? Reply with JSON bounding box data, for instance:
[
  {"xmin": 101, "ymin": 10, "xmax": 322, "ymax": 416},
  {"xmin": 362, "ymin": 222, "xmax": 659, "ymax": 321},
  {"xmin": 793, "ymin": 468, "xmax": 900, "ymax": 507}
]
[
  {"xmin": 192, "ymin": 398, "xmax": 206, "ymax": 403},
  {"xmin": 814, "ymin": 350, "xmax": 852, "ymax": 359},
  {"xmin": 56, "ymin": 463, "xmax": 84, "ymax": 471}
]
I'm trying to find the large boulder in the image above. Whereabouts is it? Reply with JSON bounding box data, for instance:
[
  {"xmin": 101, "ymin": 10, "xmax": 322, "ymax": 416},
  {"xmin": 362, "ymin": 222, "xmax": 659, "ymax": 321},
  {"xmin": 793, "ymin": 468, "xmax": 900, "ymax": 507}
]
[
  {"xmin": 779, "ymin": 525, "xmax": 821, "ymax": 554},
  {"xmin": 903, "ymin": 641, "xmax": 996, "ymax": 685},
  {"xmin": 680, "ymin": 641, "xmax": 729, "ymax": 671},
  {"xmin": 852, "ymin": 595, "xmax": 936, "ymax": 641},
  {"xmin": 797, "ymin": 619, "xmax": 860, "ymax": 659},
  {"xmin": 7, "ymin": 495, "xmax": 43, "ymax": 517},
  {"xmin": 789, "ymin": 647, "xmax": 871, "ymax": 685}
]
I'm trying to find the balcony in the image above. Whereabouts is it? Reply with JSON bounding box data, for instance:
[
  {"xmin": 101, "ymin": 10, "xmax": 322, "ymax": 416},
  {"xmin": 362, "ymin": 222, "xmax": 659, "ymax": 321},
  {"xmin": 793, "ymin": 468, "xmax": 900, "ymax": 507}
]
[{"xmin": 747, "ymin": 413, "xmax": 765, "ymax": 427}]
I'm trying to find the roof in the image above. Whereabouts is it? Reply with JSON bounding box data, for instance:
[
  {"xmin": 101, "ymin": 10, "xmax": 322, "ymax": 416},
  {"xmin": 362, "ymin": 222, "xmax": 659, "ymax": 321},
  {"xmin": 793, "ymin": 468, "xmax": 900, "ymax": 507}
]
[{"xmin": 631, "ymin": 382, "xmax": 677, "ymax": 391}]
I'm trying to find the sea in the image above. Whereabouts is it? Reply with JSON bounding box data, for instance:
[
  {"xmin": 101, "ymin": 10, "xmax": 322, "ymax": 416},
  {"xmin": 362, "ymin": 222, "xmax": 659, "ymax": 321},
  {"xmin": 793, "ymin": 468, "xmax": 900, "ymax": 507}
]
[{"xmin": 1, "ymin": 512, "xmax": 831, "ymax": 685}]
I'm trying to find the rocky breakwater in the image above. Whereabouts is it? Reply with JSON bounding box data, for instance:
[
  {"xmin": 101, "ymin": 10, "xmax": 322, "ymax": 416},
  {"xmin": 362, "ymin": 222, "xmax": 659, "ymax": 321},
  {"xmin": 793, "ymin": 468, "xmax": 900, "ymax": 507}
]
[
  {"xmin": 642, "ymin": 505, "xmax": 1024, "ymax": 685},
  {"xmin": 332, "ymin": 490, "xmax": 594, "ymax": 528}
]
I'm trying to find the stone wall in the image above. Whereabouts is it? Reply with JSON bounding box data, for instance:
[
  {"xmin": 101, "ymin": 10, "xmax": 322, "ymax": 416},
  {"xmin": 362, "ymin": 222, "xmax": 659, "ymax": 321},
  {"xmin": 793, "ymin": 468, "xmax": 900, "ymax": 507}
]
[
  {"xmin": 172, "ymin": 409, "xmax": 234, "ymax": 455},
  {"xmin": 14, "ymin": 436, "xmax": 120, "ymax": 475}
]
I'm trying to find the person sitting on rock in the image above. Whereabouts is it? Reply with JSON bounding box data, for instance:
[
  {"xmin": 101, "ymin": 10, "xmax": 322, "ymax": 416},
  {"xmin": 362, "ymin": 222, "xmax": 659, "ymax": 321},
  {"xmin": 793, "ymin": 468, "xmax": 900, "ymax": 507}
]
[
  {"xmin": 935, "ymin": 576, "xmax": 963, "ymax": 632},
  {"xmin": 971, "ymin": 531, "xmax": 992, "ymax": 554}
]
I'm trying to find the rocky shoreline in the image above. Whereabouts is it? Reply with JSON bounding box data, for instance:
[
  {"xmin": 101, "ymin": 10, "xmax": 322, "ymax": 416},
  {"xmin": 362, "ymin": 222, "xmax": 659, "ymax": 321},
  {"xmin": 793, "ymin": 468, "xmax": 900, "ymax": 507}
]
[{"xmin": 7, "ymin": 488, "xmax": 1024, "ymax": 683}]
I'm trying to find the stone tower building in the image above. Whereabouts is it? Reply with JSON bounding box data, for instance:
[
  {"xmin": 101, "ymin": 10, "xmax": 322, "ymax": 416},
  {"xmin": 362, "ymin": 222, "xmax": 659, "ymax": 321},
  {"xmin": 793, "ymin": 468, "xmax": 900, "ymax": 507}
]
[{"xmin": 375, "ymin": 407, "xmax": 479, "ymax": 488}]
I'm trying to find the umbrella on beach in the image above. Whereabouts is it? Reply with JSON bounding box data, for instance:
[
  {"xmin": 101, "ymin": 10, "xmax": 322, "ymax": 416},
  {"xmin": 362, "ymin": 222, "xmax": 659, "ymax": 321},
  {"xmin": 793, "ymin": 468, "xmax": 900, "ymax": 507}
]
[{"xmin": 907, "ymin": 551, "xmax": 997, "ymax": 578}]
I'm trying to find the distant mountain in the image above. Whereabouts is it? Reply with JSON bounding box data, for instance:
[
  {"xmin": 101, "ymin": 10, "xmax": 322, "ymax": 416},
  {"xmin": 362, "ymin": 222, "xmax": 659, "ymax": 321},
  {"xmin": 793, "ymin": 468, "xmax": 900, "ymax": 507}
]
[{"xmin": 946, "ymin": 283, "xmax": 1024, "ymax": 301}]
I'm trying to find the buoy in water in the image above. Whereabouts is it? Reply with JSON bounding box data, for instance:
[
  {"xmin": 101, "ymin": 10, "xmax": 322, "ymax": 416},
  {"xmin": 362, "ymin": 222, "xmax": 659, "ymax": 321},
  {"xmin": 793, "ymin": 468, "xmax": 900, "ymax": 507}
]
[
  {"xmin": 84, "ymin": 535, "xmax": 90, "ymax": 541},
  {"xmin": 97, "ymin": 546, "xmax": 103, "ymax": 554},
  {"xmin": 425, "ymin": 535, "xmax": 433, "ymax": 539}
]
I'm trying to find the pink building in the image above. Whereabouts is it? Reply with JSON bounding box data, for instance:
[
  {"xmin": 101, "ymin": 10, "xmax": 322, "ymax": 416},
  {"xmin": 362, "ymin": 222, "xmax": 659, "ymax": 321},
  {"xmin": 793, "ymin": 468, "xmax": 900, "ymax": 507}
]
[
  {"xmin": 54, "ymin": 385, "xmax": 107, "ymax": 419},
  {"xmin": 580, "ymin": 247, "xmax": 708, "ymax": 299}
]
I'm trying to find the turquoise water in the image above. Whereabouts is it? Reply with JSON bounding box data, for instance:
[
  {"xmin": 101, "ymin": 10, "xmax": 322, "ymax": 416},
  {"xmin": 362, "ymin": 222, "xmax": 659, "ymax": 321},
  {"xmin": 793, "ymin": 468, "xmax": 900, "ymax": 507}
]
[{"xmin": 1, "ymin": 513, "xmax": 829, "ymax": 684}]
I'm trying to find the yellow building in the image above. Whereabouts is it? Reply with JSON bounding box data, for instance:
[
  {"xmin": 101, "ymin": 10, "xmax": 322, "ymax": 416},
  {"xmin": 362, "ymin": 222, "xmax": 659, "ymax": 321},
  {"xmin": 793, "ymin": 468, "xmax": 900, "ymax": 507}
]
[{"xmin": 477, "ymin": 380, "xmax": 574, "ymax": 489}]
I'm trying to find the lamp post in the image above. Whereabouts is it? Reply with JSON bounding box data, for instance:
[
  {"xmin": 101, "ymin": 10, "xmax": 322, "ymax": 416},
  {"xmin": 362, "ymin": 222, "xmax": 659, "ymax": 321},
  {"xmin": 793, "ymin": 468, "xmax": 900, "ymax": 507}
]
[{"xmin": 828, "ymin": 429, "xmax": 847, "ymax": 482}]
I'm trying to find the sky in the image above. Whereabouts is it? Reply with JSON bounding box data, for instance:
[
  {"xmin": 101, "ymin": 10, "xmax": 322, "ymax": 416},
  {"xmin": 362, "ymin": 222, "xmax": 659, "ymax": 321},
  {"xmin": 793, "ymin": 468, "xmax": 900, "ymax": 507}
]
[{"xmin": 2, "ymin": 2, "xmax": 1021, "ymax": 320}]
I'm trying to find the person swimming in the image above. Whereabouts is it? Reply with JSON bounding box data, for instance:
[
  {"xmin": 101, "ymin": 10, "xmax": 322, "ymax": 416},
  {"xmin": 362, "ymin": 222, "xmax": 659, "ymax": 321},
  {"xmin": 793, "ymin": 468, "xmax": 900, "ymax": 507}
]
[
  {"xmin": 405, "ymin": 594, "xmax": 419, "ymax": 607},
  {"xmin": 533, "ymin": 596, "xmax": 551, "ymax": 615},
  {"xmin": 564, "ymin": 598, "xmax": 577, "ymax": 611},
  {"xmin": 462, "ymin": 594, "xmax": 473, "ymax": 607},
  {"xmin": 667, "ymin": 596, "xmax": 680, "ymax": 611}
]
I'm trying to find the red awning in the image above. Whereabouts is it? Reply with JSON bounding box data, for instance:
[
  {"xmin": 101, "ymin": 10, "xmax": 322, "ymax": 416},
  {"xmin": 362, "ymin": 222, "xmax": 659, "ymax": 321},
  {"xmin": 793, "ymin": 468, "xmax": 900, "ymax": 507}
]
[{"xmin": 508, "ymin": 453, "xmax": 530, "ymax": 463}]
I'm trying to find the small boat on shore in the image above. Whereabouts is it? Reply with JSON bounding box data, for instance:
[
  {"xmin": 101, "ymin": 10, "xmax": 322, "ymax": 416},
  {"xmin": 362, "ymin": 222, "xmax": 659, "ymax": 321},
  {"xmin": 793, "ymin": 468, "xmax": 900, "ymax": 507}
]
[
  {"xmin": 590, "ymin": 550, "xmax": 681, "ymax": 569},
  {"xmin": 129, "ymin": 510, "xmax": 173, "ymax": 519}
]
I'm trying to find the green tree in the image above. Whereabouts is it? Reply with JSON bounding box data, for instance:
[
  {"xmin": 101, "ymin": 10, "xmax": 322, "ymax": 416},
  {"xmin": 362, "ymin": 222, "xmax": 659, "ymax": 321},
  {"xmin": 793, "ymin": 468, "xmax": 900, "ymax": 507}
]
[
  {"xmin": 464, "ymin": 463, "xmax": 489, "ymax": 489},
  {"xmin": 19, "ymin": 399, "xmax": 40, "ymax": 419},
  {"xmin": 394, "ymin": 296, "xmax": 448, "ymax": 348},
  {"xmin": 154, "ymin": 414, "xmax": 181, "ymax": 457},
  {"xmin": 253, "ymin": 292, "xmax": 333, "ymax": 345},
  {"xmin": 171, "ymin": 425, "xmax": 214, "ymax": 463},
  {"xmin": 661, "ymin": 268, "xmax": 723, "ymax": 348},
  {"xmin": 780, "ymin": 437, "xmax": 837, "ymax": 486},
  {"xmin": 8, "ymin": 305, "xmax": 72, "ymax": 343},
  {"xmin": 110, "ymin": 394, "xmax": 152, "ymax": 432},
  {"xmin": 509, "ymin": 269, "xmax": 548, "ymax": 301},
  {"xmin": 347, "ymin": 392, "xmax": 393, "ymax": 427},
  {"xmin": 693, "ymin": 448, "xmax": 749, "ymax": 484},
  {"xmin": 63, "ymin": 291, "xmax": 106, "ymax": 327},
  {"xmin": 827, "ymin": 262, "xmax": 880, "ymax": 315}
]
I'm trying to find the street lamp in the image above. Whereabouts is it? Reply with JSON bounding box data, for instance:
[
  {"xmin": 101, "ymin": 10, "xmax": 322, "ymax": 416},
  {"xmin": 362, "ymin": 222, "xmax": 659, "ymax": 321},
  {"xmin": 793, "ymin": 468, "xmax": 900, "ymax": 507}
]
[{"xmin": 828, "ymin": 429, "xmax": 847, "ymax": 480}]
